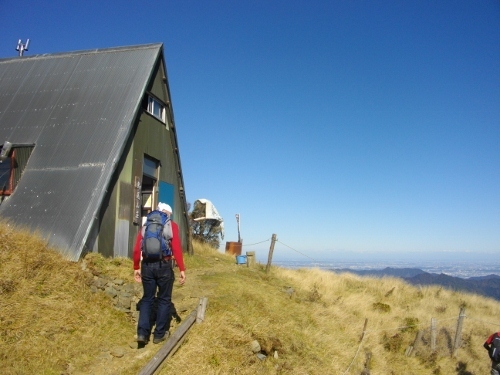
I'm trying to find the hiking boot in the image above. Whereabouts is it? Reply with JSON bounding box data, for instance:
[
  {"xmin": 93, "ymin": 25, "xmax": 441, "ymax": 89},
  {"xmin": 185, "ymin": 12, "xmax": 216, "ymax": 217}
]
[
  {"xmin": 137, "ymin": 335, "xmax": 149, "ymax": 344},
  {"xmin": 153, "ymin": 332, "xmax": 169, "ymax": 344}
]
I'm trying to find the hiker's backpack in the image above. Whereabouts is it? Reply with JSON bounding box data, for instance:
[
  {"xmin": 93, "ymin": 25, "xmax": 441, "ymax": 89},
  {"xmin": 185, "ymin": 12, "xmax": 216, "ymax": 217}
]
[
  {"xmin": 141, "ymin": 210, "xmax": 172, "ymax": 260},
  {"xmin": 491, "ymin": 335, "xmax": 500, "ymax": 362}
]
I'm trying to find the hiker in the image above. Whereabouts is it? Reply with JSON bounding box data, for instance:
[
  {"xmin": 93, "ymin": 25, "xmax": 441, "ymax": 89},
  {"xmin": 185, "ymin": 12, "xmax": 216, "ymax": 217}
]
[
  {"xmin": 133, "ymin": 202, "xmax": 186, "ymax": 345},
  {"xmin": 484, "ymin": 331, "xmax": 500, "ymax": 374}
]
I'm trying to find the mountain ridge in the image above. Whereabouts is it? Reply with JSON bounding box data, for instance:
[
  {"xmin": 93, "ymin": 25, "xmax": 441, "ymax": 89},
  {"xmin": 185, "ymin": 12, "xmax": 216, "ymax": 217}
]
[{"xmin": 331, "ymin": 267, "xmax": 500, "ymax": 301}]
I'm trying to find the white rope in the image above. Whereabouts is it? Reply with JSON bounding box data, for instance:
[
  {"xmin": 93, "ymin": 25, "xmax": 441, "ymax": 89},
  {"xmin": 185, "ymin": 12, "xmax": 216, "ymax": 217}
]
[
  {"xmin": 341, "ymin": 333, "xmax": 366, "ymax": 375},
  {"xmin": 276, "ymin": 239, "xmax": 317, "ymax": 261}
]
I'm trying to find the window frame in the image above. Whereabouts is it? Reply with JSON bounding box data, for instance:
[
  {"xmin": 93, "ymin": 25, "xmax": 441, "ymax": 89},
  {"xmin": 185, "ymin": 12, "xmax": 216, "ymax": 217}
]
[
  {"xmin": 147, "ymin": 96, "xmax": 166, "ymax": 123},
  {"xmin": 0, "ymin": 154, "xmax": 14, "ymax": 195},
  {"xmin": 0, "ymin": 145, "xmax": 34, "ymax": 196},
  {"xmin": 141, "ymin": 155, "xmax": 160, "ymax": 218}
]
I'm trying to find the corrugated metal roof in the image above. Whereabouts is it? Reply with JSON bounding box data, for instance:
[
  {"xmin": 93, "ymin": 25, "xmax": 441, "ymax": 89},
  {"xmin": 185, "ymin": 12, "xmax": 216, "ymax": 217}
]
[{"xmin": 0, "ymin": 44, "xmax": 163, "ymax": 260}]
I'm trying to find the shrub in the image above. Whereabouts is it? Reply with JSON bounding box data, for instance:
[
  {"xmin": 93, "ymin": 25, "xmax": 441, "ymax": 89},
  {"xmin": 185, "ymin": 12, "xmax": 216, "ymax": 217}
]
[
  {"xmin": 373, "ymin": 302, "xmax": 391, "ymax": 313},
  {"xmin": 382, "ymin": 332, "xmax": 404, "ymax": 352},
  {"xmin": 401, "ymin": 317, "xmax": 419, "ymax": 333}
]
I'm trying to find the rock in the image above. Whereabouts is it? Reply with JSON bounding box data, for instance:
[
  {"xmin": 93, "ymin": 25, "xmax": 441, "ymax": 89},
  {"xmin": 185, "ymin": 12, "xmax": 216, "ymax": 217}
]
[
  {"xmin": 89, "ymin": 271, "xmax": 146, "ymax": 316},
  {"xmin": 122, "ymin": 283, "xmax": 136, "ymax": 294},
  {"xmin": 104, "ymin": 286, "xmax": 118, "ymax": 298},
  {"xmin": 97, "ymin": 352, "xmax": 113, "ymax": 361},
  {"xmin": 117, "ymin": 295, "xmax": 132, "ymax": 309},
  {"xmin": 94, "ymin": 277, "xmax": 108, "ymax": 289},
  {"xmin": 129, "ymin": 342, "xmax": 138, "ymax": 349},
  {"xmin": 250, "ymin": 340, "xmax": 261, "ymax": 353},
  {"xmin": 110, "ymin": 347, "xmax": 126, "ymax": 358},
  {"xmin": 274, "ymin": 350, "xmax": 279, "ymax": 359},
  {"xmin": 284, "ymin": 287, "xmax": 295, "ymax": 298},
  {"xmin": 256, "ymin": 353, "xmax": 267, "ymax": 361}
]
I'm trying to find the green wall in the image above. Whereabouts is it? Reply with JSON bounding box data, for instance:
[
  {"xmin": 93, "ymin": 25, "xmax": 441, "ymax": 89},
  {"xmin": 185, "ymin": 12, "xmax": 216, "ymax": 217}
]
[{"xmin": 99, "ymin": 53, "xmax": 191, "ymax": 258}]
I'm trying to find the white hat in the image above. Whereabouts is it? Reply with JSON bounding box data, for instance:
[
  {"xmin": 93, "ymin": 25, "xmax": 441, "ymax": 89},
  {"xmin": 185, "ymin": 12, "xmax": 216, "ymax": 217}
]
[{"xmin": 157, "ymin": 202, "xmax": 172, "ymax": 213}]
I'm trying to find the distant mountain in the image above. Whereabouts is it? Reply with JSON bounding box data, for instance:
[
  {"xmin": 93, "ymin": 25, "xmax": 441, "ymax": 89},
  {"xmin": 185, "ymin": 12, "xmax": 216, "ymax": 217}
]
[
  {"xmin": 407, "ymin": 273, "xmax": 500, "ymax": 300},
  {"xmin": 468, "ymin": 274, "xmax": 500, "ymax": 281},
  {"xmin": 330, "ymin": 268, "xmax": 500, "ymax": 301},
  {"xmin": 333, "ymin": 267, "xmax": 427, "ymax": 279}
]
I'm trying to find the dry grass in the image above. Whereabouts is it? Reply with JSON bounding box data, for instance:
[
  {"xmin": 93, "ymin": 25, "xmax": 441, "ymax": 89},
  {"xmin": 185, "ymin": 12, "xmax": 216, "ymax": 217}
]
[
  {"xmin": 1, "ymin": 223, "xmax": 499, "ymax": 374},
  {"xmin": 159, "ymin": 244, "xmax": 499, "ymax": 375},
  {"xmin": 0, "ymin": 222, "xmax": 135, "ymax": 375}
]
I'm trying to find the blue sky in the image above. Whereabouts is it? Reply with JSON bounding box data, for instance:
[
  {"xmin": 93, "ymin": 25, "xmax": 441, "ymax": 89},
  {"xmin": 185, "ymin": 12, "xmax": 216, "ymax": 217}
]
[{"xmin": 1, "ymin": 1, "xmax": 499, "ymax": 262}]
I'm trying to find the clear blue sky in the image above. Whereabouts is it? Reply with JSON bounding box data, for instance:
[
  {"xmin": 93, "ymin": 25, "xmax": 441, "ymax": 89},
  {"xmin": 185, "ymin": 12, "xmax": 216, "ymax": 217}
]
[{"xmin": 1, "ymin": 1, "xmax": 499, "ymax": 262}]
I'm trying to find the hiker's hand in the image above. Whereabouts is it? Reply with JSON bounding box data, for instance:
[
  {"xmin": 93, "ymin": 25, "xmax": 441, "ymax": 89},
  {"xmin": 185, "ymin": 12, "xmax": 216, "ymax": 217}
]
[
  {"xmin": 134, "ymin": 270, "xmax": 142, "ymax": 283},
  {"xmin": 179, "ymin": 271, "xmax": 186, "ymax": 285}
]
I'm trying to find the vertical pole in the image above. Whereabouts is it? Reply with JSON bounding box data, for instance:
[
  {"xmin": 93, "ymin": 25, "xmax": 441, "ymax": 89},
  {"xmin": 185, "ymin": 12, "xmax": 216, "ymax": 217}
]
[
  {"xmin": 362, "ymin": 351, "xmax": 371, "ymax": 375},
  {"xmin": 235, "ymin": 214, "xmax": 241, "ymax": 243},
  {"xmin": 187, "ymin": 226, "xmax": 194, "ymax": 256},
  {"xmin": 359, "ymin": 318, "xmax": 368, "ymax": 342},
  {"xmin": 452, "ymin": 308, "xmax": 466, "ymax": 357},
  {"xmin": 265, "ymin": 234, "xmax": 277, "ymax": 274},
  {"xmin": 196, "ymin": 297, "xmax": 208, "ymax": 324},
  {"xmin": 407, "ymin": 330, "xmax": 423, "ymax": 356},
  {"xmin": 16, "ymin": 39, "xmax": 29, "ymax": 57},
  {"xmin": 430, "ymin": 318, "xmax": 437, "ymax": 351}
]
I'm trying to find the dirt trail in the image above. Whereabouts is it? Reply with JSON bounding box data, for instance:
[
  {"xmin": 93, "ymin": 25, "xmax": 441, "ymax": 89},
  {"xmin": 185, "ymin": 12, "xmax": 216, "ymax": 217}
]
[{"xmin": 75, "ymin": 258, "xmax": 223, "ymax": 375}]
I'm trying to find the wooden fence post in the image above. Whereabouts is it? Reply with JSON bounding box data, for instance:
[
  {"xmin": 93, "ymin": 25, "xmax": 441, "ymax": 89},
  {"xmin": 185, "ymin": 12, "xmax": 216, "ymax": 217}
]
[
  {"xmin": 359, "ymin": 318, "xmax": 368, "ymax": 342},
  {"xmin": 265, "ymin": 234, "xmax": 277, "ymax": 274},
  {"xmin": 405, "ymin": 330, "xmax": 423, "ymax": 357},
  {"xmin": 196, "ymin": 297, "xmax": 208, "ymax": 323},
  {"xmin": 452, "ymin": 308, "xmax": 466, "ymax": 357},
  {"xmin": 430, "ymin": 318, "xmax": 437, "ymax": 352},
  {"xmin": 361, "ymin": 351, "xmax": 371, "ymax": 375}
]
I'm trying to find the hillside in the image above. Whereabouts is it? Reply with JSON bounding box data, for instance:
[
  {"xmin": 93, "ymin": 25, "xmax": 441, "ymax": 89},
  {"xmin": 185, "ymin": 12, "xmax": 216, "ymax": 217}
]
[
  {"xmin": 332, "ymin": 267, "xmax": 500, "ymax": 301},
  {"xmin": 334, "ymin": 267, "xmax": 427, "ymax": 279},
  {"xmin": 1, "ymin": 223, "xmax": 500, "ymax": 374}
]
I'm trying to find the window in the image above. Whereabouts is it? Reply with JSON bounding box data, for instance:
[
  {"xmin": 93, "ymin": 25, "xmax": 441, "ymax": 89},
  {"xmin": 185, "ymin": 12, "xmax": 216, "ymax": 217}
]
[
  {"xmin": 0, "ymin": 156, "xmax": 14, "ymax": 195},
  {"xmin": 141, "ymin": 156, "xmax": 159, "ymax": 218},
  {"xmin": 0, "ymin": 146, "xmax": 33, "ymax": 196},
  {"xmin": 147, "ymin": 96, "xmax": 165, "ymax": 122}
]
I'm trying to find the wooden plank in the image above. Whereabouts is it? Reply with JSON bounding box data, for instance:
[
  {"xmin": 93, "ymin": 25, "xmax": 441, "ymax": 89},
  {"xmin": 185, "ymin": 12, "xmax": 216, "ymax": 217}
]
[{"xmin": 138, "ymin": 308, "xmax": 198, "ymax": 375}]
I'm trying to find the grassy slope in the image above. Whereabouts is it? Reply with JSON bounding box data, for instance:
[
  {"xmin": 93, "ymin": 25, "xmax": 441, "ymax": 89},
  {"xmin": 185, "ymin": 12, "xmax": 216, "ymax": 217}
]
[{"xmin": 1, "ymin": 223, "xmax": 498, "ymax": 374}]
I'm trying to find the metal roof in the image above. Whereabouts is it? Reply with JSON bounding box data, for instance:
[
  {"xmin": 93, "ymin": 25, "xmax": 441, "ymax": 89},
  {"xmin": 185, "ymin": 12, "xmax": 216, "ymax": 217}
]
[{"xmin": 0, "ymin": 44, "xmax": 163, "ymax": 260}]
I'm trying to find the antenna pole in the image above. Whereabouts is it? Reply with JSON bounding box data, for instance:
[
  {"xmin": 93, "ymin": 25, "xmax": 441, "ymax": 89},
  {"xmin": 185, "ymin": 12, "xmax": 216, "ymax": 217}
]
[
  {"xmin": 16, "ymin": 39, "xmax": 30, "ymax": 56},
  {"xmin": 235, "ymin": 214, "xmax": 241, "ymax": 243}
]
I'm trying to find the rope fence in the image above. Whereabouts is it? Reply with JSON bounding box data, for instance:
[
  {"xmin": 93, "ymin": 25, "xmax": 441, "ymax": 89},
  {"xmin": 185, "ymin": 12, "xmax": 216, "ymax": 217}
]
[
  {"xmin": 241, "ymin": 239, "xmax": 270, "ymax": 247},
  {"xmin": 239, "ymin": 236, "xmax": 318, "ymax": 261}
]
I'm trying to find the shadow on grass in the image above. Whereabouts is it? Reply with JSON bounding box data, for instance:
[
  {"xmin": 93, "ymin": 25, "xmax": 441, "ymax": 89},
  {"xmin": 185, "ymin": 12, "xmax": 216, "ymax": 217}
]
[{"xmin": 456, "ymin": 361, "xmax": 474, "ymax": 375}]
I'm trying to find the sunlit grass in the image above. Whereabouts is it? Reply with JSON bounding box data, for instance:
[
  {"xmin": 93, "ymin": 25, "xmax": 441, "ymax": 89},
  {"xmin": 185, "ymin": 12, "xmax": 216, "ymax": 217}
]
[
  {"xmin": 0, "ymin": 223, "xmax": 498, "ymax": 374},
  {"xmin": 0, "ymin": 221, "xmax": 134, "ymax": 375}
]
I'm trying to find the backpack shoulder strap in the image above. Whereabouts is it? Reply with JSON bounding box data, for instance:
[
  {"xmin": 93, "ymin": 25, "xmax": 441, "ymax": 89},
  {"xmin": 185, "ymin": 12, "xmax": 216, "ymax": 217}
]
[{"xmin": 164, "ymin": 215, "xmax": 173, "ymax": 235}]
